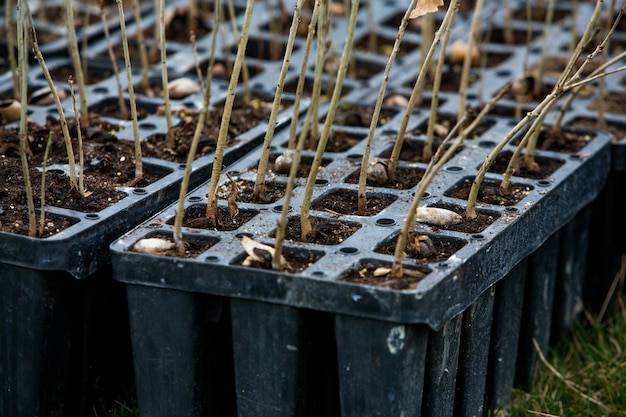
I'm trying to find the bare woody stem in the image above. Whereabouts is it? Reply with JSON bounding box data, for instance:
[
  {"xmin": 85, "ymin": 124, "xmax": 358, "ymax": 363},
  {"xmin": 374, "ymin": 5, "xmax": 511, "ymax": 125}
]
[
  {"xmin": 286, "ymin": 1, "xmax": 321, "ymax": 150},
  {"xmin": 387, "ymin": 2, "xmax": 459, "ymax": 181},
  {"xmin": 99, "ymin": 0, "xmax": 129, "ymax": 119},
  {"xmin": 5, "ymin": 0, "xmax": 19, "ymax": 99},
  {"xmin": 390, "ymin": 114, "xmax": 468, "ymax": 279},
  {"xmin": 457, "ymin": 0, "xmax": 483, "ymax": 121},
  {"xmin": 17, "ymin": 0, "xmax": 36, "ymax": 237},
  {"xmin": 357, "ymin": 0, "xmax": 419, "ymax": 215},
  {"xmin": 68, "ymin": 76, "xmax": 85, "ymax": 197},
  {"xmin": 28, "ymin": 9, "xmax": 78, "ymax": 190},
  {"xmin": 226, "ymin": 0, "xmax": 251, "ymax": 104},
  {"xmin": 117, "ymin": 0, "xmax": 143, "ymax": 179},
  {"xmin": 205, "ymin": 0, "xmax": 255, "ymax": 225},
  {"xmin": 274, "ymin": 1, "xmax": 322, "ymax": 269},
  {"xmin": 533, "ymin": 0, "xmax": 555, "ymax": 98},
  {"xmin": 300, "ymin": 0, "xmax": 359, "ymax": 241},
  {"xmin": 423, "ymin": 3, "xmax": 457, "ymax": 164},
  {"xmin": 158, "ymin": 0, "xmax": 175, "ymax": 148},
  {"xmin": 173, "ymin": 0, "xmax": 221, "ymax": 253},
  {"xmin": 253, "ymin": 0, "xmax": 307, "ymax": 198},
  {"xmin": 132, "ymin": 0, "xmax": 152, "ymax": 95},
  {"xmin": 64, "ymin": 0, "xmax": 89, "ymax": 127},
  {"xmin": 39, "ymin": 132, "xmax": 53, "ymax": 237}
]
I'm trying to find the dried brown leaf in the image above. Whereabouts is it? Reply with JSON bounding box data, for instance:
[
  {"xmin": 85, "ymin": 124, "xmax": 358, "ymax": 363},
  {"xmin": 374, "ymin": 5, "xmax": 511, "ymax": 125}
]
[{"xmin": 410, "ymin": 0, "xmax": 444, "ymax": 19}]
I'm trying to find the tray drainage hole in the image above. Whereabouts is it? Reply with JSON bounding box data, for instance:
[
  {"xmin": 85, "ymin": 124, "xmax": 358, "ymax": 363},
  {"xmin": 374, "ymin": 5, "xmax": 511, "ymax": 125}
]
[
  {"xmin": 178, "ymin": 164, "xmax": 186, "ymax": 170},
  {"xmin": 93, "ymin": 87, "xmax": 108, "ymax": 94},
  {"xmin": 472, "ymin": 234, "xmax": 485, "ymax": 240},
  {"xmin": 445, "ymin": 165, "xmax": 463, "ymax": 172},
  {"xmin": 205, "ymin": 255, "xmax": 220, "ymax": 262},
  {"xmin": 236, "ymin": 232, "xmax": 253, "ymax": 239},
  {"xmin": 315, "ymin": 179, "xmax": 329, "ymax": 186},
  {"xmin": 466, "ymin": 93, "xmax": 477, "ymax": 101},
  {"xmin": 569, "ymin": 153, "xmax": 581, "ymax": 160},
  {"xmin": 347, "ymin": 154, "xmax": 363, "ymax": 161},
  {"xmin": 412, "ymin": 191, "xmax": 431, "ymax": 199},
  {"xmin": 376, "ymin": 218, "xmax": 396, "ymax": 226},
  {"xmin": 495, "ymin": 69, "xmax": 512, "ymax": 78},
  {"xmin": 505, "ymin": 207, "xmax": 519, "ymax": 213},
  {"xmin": 133, "ymin": 188, "xmax": 147, "ymax": 195},
  {"xmin": 273, "ymin": 205, "xmax": 292, "ymax": 213},
  {"xmin": 529, "ymin": 46, "xmax": 541, "ymax": 54},
  {"xmin": 436, "ymin": 262, "xmax": 449, "ymax": 269},
  {"xmin": 227, "ymin": 170, "xmax": 241, "ymax": 177},
  {"xmin": 537, "ymin": 180, "xmax": 551, "ymax": 187},
  {"xmin": 382, "ymin": 129, "xmax": 398, "ymax": 135},
  {"xmin": 139, "ymin": 123, "xmax": 156, "ymax": 131},
  {"xmin": 85, "ymin": 213, "xmax": 100, "ymax": 220},
  {"xmin": 311, "ymin": 271, "xmax": 325, "ymax": 277},
  {"xmin": 188, "ymin": 196, "xmax": 203, "ymax": 202},
  {"xmin": 340, "ymin": 247, "xmax": 358, "ymax": 254},
  {"xmin": 479, "ymin": 140, "xmax": 496, "ymax": 148}
]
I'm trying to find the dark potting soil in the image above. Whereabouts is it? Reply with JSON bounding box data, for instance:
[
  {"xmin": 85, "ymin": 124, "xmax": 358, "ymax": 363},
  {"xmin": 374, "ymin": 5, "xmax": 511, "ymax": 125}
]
[
  {"xmin": 533, "ymin": 127, "xmax": 594, "ymax": 153},
  {"xmin": 330, "ymin": 103, "xmax": 396, "ymax": 127},
  {"xmin": 217, "ymin": 180, "xmax": 286, "ymax": 204},
  {"xmin": 180, "ymin": 205, "xmax": 258, "ymax": 232},
  {"xmin": 343, "ymin": 165, "xmax": 424, "ymax": 190},
  {"xmin": 267, "ymin": 153, "xmax": 330, "ymax": 178},
  {"xmin": 233, "ymin": 243, "xmax": 324, "ymax": 273},
  {"xmin": 143, "ymin": 97, "xmax": 277, "ymax": 162},
  {"xmin": 340, "ymin": 261, "xmax": 429, "ymax": 290},
  {"xmin": 379, "ymin": 138, "xmax": 465, "ymax": 163},
  {"xmin": 269, "ymin": 216, "xmax": 361, "ymax": 245},
  {"xmin": 487, "ymin": 151, "xmax": 565, "ymax": 179},
  {"xmin": 0, "ymin": 120, "xmax": 162, "ymax": 237},
  {"xmin": 375, "ymin": 232, "xmax": 467, "ymax": 264},
  {"xmin": 445, "ymin": 178, "xmax": 532, "ymax": 206},
  {"xmin": 411, "ymin": 112, "xmax": 495, "ymax": 138},
  {"xmin": 131, "ymin": 232, "xmax": 218, "ymax": 258},
  {"xmin": 589, "ymin": 92, "xmax": 626, "ymax": 116},
  {"xmin": 570, "ymin": 117, "xmax": 626, "ymax": 143},
  {"xmin": 311, "ymin": 189, "xmax": 397, "ymax": 216}
]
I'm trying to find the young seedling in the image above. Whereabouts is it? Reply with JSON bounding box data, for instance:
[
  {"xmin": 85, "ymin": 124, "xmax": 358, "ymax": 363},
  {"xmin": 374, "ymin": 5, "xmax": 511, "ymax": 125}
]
[
  {"xmin": 389, "ymin": 83, "xmax": 509, "ymax": 279},
  {"xmin": 422, "ymin": 1, "xmax": 457, "ymax": 164},
  {"xmin": 252, "ymin": 0, "xmax": 306, "ymax": 198},
  {"xmin": 16, "ymin": 0, "xmax": 36, "ymax": 237},
  {"xmin": 225, "ymin": 0, "xmax": 251, "ymax": 104},
  {"xmin": 532, "ymin": 0, "xmax": 556, "ymax": 99},
  {"xmin": 131, "ymin": 0, "xmax": 153, "ymax": 96},
  {"xmin": 172, "ymin": 0, "xmax": 221, "ymax": 252},
  {"xmin": 299, "ymin": 0, "xmax": 359, "ymax": 241},
  {"xmin": 356, "ymin": 0, "xmax": 421, "ymax": 215},
  {"xmin": 457, "ymin": 0, "xmax": 484, "ymax": 122},
  {"xmin": 38, "ymin": 132, "xmax": 53, "ymax": 237},
  {"xmin": 28, "ymin": 5, "xmax": 79, "ymax": 191},
  {"xmin": 99, "ymin": 0, "xmax": 129, "ymax": 119},
  {"xmin": 117, "ymin": 0, "xmax": 143, "ymax": 180},
  {"xmin": 285, "ymin": 1, "xmax": 322, "ymax": 151},
  {"xmin": 205, "ymin": 0, "xmax": 255, "ymax": 227},
  {"xmin": 64, "ymin": 0, "xmax": 89, "ymax": 127},
  {"xmin": 157, "ymin": 0, "xmax": 175, "ymax": 149},
  {"xmin": 366, "ymin": 0, "xmax": 377, "ymax": 53},
  {"xmin": 387, "ymin": 0, "xmax": 458, "ymax": 181},
  {"xmin": 596, "ymin": 0, "xmax": 617, "ymax": 131},
  {"xmin": 273, "ymin": 0, "xmax": 322, "ymax": 270},
  {"xmin": 5, "ymin": 0, "xmax": 19, "ymax": 99},
  {"xmin": 68, "ymin": 76, "xmax": 86, "ymax": 197},
  {"xmin": 466, "ymin": 0, "xmax": 612, "ymax": 219}
]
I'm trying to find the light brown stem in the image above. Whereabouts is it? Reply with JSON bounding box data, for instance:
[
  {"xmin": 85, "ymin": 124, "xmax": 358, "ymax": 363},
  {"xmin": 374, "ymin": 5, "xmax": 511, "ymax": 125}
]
[
  {"xmin": 65, "ymin": 0, "xmax": 89, "ymax": 127},
  {"xmin": 533, "ymin": 0, "xmax": 555, "ymax": 98},
  {"xmin": 205, "ymin": 0, "xmax": 255, "ymax": 225},
  {"xmin": 68, "ymin": 76, "xmax": 86, "ymax": 197},
  {"xmin": 5, "ymin": 0, "xmax": 19, "ymax": 99},
  {"xmin": 457, "ymin": 0, "xmax": 483, "ymax": 121},
  {"xmin": 131, "ymin": 0, "xmax": 152, "ymax": 95},
  {"xmin": 99, "ymin": 0, "xmax": 129, "ymax": 119},
  {"xmin": 387, "ymin": 3, "xmax": 459, "ymax": 181},
  {"xmin": 357, "ymin": 0, "xmax": 419, "ymax": 215},
  {"xmin": 39, "ymin": 132, "xmax": 53, "ymax": 237},
  {"xmin": 253, "ymin": 0, "xmax": 307, "ymax": 198},
  {"xmin": 173, "ymin": 0, "xmax": 221, "ymax": 253},
  {"xmin": 158, "ymin": 0, "xmax": 175, "ymax": 148},
  {"xmin": 300, "ymin": 0, "xmax": 359, "ymax": 241},
  {"xmin": 117, "ymin": 0, "xmax": 143, "ymax": 179}
]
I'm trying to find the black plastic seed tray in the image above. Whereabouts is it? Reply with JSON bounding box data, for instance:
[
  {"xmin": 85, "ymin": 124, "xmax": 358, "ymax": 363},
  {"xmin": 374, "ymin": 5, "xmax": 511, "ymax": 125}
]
[{"xmin": 110, "ymin": 95, "xmax": 611, "ymax": 415}]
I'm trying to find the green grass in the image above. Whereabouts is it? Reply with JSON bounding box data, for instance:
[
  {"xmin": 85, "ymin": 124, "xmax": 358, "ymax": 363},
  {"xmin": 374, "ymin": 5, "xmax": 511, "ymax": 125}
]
[{"xmin": 504, "ymin": 272, "xmax": 626, "ymax": 416}]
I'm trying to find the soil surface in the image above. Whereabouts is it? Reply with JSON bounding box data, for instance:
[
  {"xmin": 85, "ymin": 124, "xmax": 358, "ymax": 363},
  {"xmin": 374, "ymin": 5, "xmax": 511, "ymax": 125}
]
[
  {"xmin": 488, "ymin": 151, "xmax": 564, "ymax": 179},
  {"xmin": 311, "ymin": 189, "xmax": 397, "ymax": 216},
  {"xmin": 1, "ymin": 119, "xmax": 161, "ymax": 237},
  {"xmin": 271, "ymin": 216, "xmax": 361, "ymax": 245},
  {"xmin": 445, "ymin": 178, "xmax": 532, "ymax": 206},
  {"xmin": 375, "ymin": 232, "xmax": 467, "ymax": 264},
  {"xmin": 424, "ymin": 202, "xmax": 499, "ymax": 234},
  {"xmin": 340, "ymin": 260, "xmax": 429, "ymax": 290}
]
